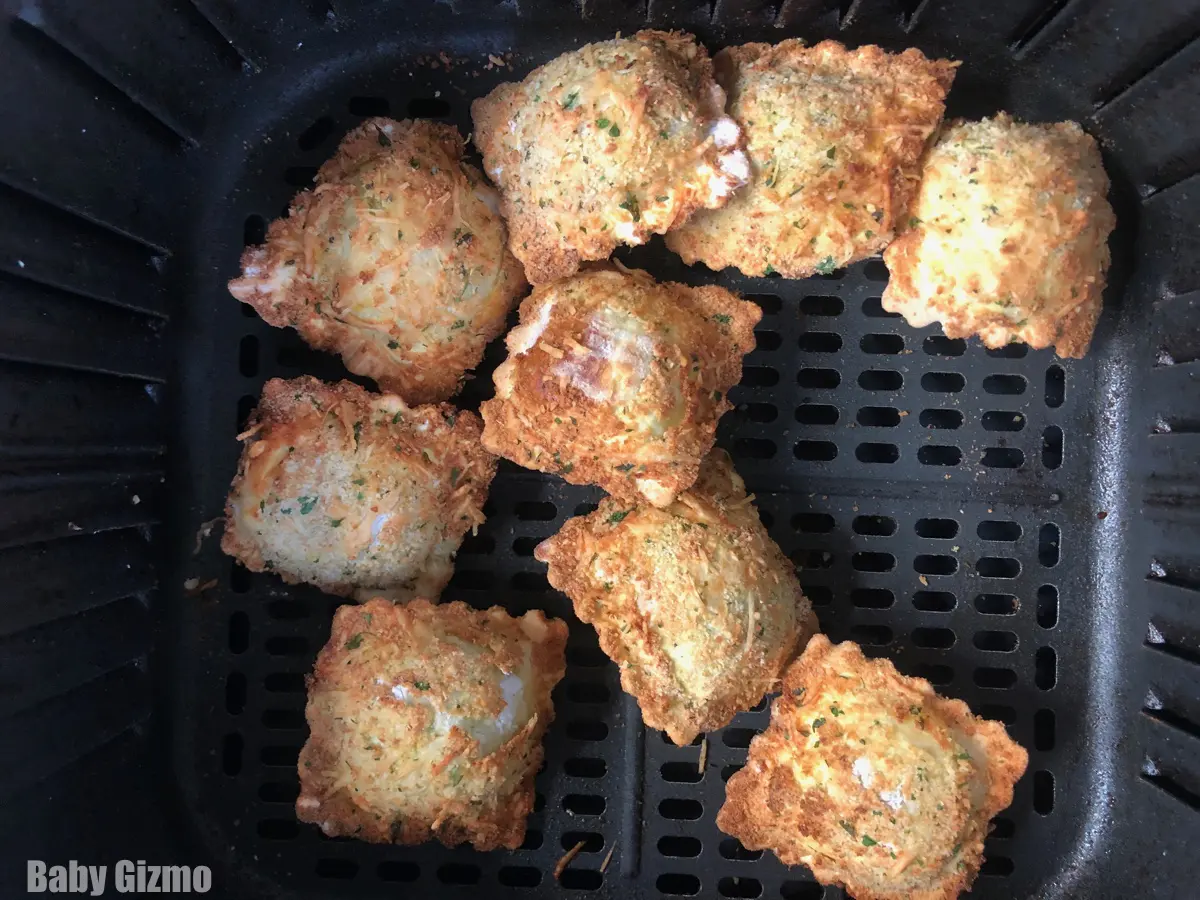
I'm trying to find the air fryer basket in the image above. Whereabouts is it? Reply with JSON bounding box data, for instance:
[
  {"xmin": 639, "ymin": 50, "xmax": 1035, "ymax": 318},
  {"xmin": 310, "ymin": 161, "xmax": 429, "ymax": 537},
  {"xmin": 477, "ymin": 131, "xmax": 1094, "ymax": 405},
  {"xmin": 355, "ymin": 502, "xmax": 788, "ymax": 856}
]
[{"xmin": 2, "ymin": 0, "xmax": 1199, "ymax": 897}]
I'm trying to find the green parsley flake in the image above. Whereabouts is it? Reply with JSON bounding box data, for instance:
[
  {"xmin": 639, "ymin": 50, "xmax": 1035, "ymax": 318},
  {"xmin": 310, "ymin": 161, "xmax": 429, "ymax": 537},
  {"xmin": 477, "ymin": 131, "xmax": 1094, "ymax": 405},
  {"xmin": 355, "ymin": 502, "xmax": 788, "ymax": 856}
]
[
  {"xmin": 826, "ymin": 146, "xmax": 837, "ymax": 160},
  {"xmin": 815, "ymin": 256, "xmax": 837, "ymax": 275},
  {"xmin": 812, "ymin": 717, "xmax": 827, "ymax": 729},
  {"xmin": 451, "ymin": 319, "xmax": 466, "ymax": 330},
  {"xmin": 607, "ymin": 510, "xmax": 631, "ymax": 525},
  {"xmin": 563, "ymin": 91, "xmax": 580, "ymax": 110},
  {"xmin": 840, "ymin": 821, "xmax": 855, "ymax": 837},
  {"xmin": 712, "ymin": 313, "xmax": 732, "ymax": 324},
  {"xmin": 414, "ymin": 681, "xmax": 430, "ymax": 690},
  {"xmin": 344, "ymin": 633, "xmax": 364, "ymax": 650},
  {"xmin": 597, "ymin": 117, "xmax": 610, "ymax": 129},
  {"xmin": 619, "ymin": 193, "xmax": 640, "ymax": 222},
  {"xmin": 862, "ymin": 835, "xmax": 878, "ymax": 847},
  {"xmin": 330, "ymin": 518, "xmax": 344, "ymax": 528},
  {"xmin": 298, "ymin": 496, "xmax": 318, "ymax": 515},
  {"xmin": 830, "ymin": 704, "xmax": 844, "ymax": 717}
]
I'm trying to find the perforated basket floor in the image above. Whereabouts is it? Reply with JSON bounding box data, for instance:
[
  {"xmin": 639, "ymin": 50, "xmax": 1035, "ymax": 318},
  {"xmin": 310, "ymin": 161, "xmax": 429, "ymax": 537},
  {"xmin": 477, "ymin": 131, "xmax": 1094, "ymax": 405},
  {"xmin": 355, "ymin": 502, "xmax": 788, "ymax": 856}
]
[{"xmin": 6, "ymin": 0, "xmax": 1198, "ymax": 898}]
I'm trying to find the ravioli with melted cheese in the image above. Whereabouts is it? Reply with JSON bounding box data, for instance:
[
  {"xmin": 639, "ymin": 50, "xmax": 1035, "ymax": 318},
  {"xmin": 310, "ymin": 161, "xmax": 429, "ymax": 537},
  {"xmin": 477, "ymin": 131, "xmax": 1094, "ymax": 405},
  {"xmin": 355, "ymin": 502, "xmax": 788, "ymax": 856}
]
[
  {"xmin": 667, "ymin": 40, "xmax": 955, "ymax": 278},
  {"xmin": 228, "ymin": 118, "xmax": 526, "ymax": 403},
  {"xmin": 221, "ymin": 376, "xmax": 496, "ymax": 600},
  {"xmin": 472, "ymin": 30, "xmax": 749, "ymax": 284},
  {"xmin": 296, "ymin": 598, "xmax": 567, "ymax": 849}
]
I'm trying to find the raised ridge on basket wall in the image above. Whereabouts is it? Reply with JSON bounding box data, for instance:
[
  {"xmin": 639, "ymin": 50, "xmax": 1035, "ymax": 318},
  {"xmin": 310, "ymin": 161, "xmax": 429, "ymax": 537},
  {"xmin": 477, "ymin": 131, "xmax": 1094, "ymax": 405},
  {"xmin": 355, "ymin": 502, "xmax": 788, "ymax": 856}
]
[{"xmin": 14, "ymin": 0, "xmax": 250, "ymax": 146}]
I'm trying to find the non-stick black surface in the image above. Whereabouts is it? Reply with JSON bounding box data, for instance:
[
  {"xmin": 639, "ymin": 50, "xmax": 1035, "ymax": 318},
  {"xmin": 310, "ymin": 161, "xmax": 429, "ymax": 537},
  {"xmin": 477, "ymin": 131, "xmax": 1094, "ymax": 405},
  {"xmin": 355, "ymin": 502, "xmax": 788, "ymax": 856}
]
[{"xmin": 2, "ymin": 1, "xmax": 1199, "ymax": 898}]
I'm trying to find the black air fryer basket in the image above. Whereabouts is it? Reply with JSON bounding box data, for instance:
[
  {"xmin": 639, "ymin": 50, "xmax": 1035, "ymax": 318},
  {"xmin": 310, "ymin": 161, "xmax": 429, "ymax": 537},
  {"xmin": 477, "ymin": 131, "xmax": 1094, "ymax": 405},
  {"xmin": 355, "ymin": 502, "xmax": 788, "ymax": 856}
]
[{"xmin": 3, "ymin": 0, "xmax": 1200, "ymax": 897}]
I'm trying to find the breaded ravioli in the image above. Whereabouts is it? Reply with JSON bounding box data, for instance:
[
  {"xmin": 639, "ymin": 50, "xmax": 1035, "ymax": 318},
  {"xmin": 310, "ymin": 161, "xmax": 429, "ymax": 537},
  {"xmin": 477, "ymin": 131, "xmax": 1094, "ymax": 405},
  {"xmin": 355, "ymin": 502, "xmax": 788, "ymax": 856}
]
[
  {"xmin": 536, "ymin": 450, "xmax": 818, "ymax": 745},
  {"xmin": 666, "ymin": 40, "xmax": 955, "ymax": 278},
  {"xmin": 479, "ymin": 265, "xmax": 759, "ymax": 506},
  {"xmin": 228, "ymin": 118, "xmax": 526, "ymax": 403},
  {"xmin": 296, "ymin": 598, "xmax": 567, "ymax": 849},
  {"xmin": 718, "ymin": 636, "xmax": 1028, "ymax": 900},
  {"xmin": 882, "ymin": 114, "xmax": 1116, "ymax": 358},
  {"xmin": 221, "ymin": 377, "xmax": 496, "ymax": 601},
  {"xmin": 471, "ymin": 30, "xmax": 749, "ymax": 284}
]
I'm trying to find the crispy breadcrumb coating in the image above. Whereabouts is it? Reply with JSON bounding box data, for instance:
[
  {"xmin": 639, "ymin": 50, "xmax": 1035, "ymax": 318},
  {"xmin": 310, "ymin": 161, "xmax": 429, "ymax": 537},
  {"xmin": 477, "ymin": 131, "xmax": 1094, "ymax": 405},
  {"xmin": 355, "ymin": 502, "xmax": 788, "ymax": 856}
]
[
  {"xmin": 667, "ymin": 40, "xmax": 955, "ymax": 278},
  {"xmin": 883, "ymin": 114, "xmax": 1115, "ymax": 358},
  {"xmin": 472, "ymin": 30, "xmax": 749, "ymax": 284},
  {"xmin": 718, "ymin": 636, "xmax": 1028, "ymax": 900},
  {"xmin": 536, "ymin": 450, "xmax": 818, "ymax": 745},
  {"xmin": 296, "ymin": 598, "xmax": 567, "ymax": 849},
  {"xmin": 221, "ymin": 377, "xmax": 496, "ymax": 601},
  {"xmin": 228, "ymin": 118, "xmax": 526, "ymax": 403},
  {"xmin": 479, "ymin": 265, "xmax": 760, "ymax": 507}
]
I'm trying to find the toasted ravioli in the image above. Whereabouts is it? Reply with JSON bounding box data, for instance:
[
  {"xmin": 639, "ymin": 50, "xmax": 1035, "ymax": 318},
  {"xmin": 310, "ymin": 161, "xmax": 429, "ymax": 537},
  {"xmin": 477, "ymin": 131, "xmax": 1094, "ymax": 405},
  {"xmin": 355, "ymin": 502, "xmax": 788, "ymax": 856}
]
[
  {"xmin": 666, "ymin": 40, "xmax": 955, "ymax": 278},
  {"xmin": 882, "ymin": 114, "xmax": 1115, "ymax": 358},
  {"xmin": 479, "ymin": 266, "xmax": 759, "ymax": 506},
  {"xmin": 221, "ymin": 377, "xmax": 496, "ymax": 601},
  {"xmin": 471, "ymin": 30, "xmax": 749, "ymax": 284},
  {"xmin": 536, "ymin": 450, "xmax": 818, "ymax": 746},
  {"xmin": 228, "ymin": 118, "xmax": 526, "ymax": 403},
  {"xmin": 718, "ymin": 636, "xmax": 1028, "ymax": 900},
  {"xmin": 296, "ymin": 598, "xmax": 567, "ymax": 849}
]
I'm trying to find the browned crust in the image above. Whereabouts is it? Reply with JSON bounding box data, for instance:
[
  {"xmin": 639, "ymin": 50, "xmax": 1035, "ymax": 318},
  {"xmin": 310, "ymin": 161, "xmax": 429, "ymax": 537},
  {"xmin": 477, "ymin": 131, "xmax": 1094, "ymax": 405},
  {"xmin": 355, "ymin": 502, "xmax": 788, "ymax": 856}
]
[
  {"xmin": 220, "ymin": 376, "xmax": 496, "ymax": 598},
  {"xmin": 472, "ymin": 30, "xmax": 747, "ymax": 284},
  {"xmin": 882, "ymin": 114, "xmax": 1115, "ymax": 359},
  {"xmin": 536, "ymin": 450, "xmax": 818, "ymax": 744},
  {"xmin": 478, "ymin": 266, "xmax": 759, "ymax": 506},
  {"xmin": 718, "ymin": 636, "xmax": 1028, "ymax": 900},
  {"xmin": 228, "ymin": 118, "xmax": 526, "ymax": 403},
  {"xmin": 667, "ymin": 40, "xmax": 956, "ymax": 278},
  {"xmin": 296, "ymin": 598, "xmax": 568, "ymax": 850}
]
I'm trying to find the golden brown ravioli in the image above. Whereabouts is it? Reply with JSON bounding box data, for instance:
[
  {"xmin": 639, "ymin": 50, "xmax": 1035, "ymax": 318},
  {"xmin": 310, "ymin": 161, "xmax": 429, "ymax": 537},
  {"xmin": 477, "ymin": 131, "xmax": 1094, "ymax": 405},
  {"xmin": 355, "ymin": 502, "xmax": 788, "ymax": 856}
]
[
  {"xmin": 228, "ymin": 118, "xmax": 526, "ymax": 403},
  {"xmin": 536, "ymin": 450, "xmax": 818, "ymax": 745},
  {"xmin": 719, "ymin": 636, "xmax": 1028, "ymax": 900},
  {"xmin": 667, "ymin": 40, "xmax": 955, "ymax": 278},
  {"xmin": 296, "ymin": 598, "xmax": 568, "ymax": 850},
  {"xmin": 221, "ymin": 376, "xmax": 496, "ymax": 601},
  {"xmin": 883, "ymin": 114, "xmax": 1115, "ymax": 358},
  {"xmin": 472, "ymin": 30, "xmax": 749, "ymax": 284},
  {"xmin": 479, "ymin": 265, "xmax": 759, "ymax": 507}
]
